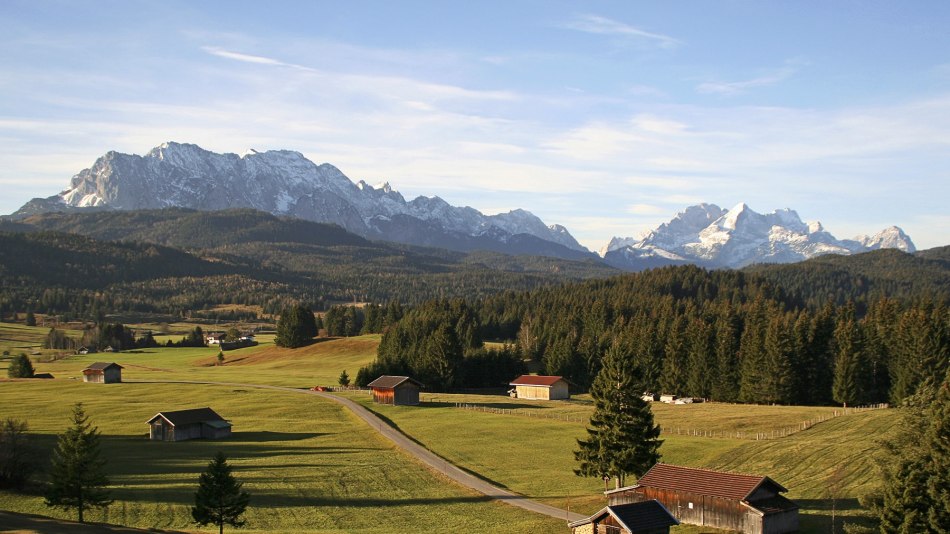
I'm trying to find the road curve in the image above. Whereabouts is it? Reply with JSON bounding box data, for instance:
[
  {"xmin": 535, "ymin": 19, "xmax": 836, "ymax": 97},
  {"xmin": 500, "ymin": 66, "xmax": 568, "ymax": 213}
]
[{"xmin": 132, "ymin": 380, "xmax": 585, "ymax": 523}]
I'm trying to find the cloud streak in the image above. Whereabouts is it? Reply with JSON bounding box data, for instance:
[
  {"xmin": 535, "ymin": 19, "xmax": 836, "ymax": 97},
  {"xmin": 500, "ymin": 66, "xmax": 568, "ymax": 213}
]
[
  {"xmin": 696, "ymin": 59, "xmax": 806, "ymax": 96},
  {"xmin": 560, "ymin": 14, "xmax": 682, "ymax": 48}
]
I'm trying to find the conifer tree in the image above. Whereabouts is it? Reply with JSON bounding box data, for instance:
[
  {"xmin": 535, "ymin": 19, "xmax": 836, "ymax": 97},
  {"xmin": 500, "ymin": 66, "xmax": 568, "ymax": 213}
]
[
  {"xmin": 45, "ymin": 403, "xmax": 111, "ymax": 522},
  {"xmin": 275, "ymin": 305, "xmax": 317, "ymax": 348},
  {"xmin": 192, "ymin": 451, "xmax": 250, "ymax": 534},
  {"xmin": 575, "ymin": 345, "xmax": 662, "ymax": 489},
  {"xmin": 338, "ymin": 369, "xmax": 350, "ymax": 387},
  {"xmin": 6, "ymin": 353, "xmax": 34, "ymax": 378},
  {"xmin": 832, "ymin": 312, "xmax": 865, "ymax": 407}
]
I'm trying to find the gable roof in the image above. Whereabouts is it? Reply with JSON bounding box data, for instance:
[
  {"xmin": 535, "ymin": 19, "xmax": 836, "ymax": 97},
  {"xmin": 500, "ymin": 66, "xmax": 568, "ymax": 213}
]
[
  {"xmin": 83, "ymin": 362, "xmax": 123, "ymax": 371},
  {"xmin": 147, "ymin": 407, "xmax": 228, "ymax": 427},
  {"xmin": 568, "ymin": 500, "xmax": 679, "ymax": 531},
  {"xmin": 624, "ymin": 463, "xmax": 787, "ymax": 501},
  {"xmin": 509, "ymin": 375, "xmax": 565, "ymax": 387},
  {"xmin": 367, "ymin": 375, "xmax": 424, "ymax": 389}
]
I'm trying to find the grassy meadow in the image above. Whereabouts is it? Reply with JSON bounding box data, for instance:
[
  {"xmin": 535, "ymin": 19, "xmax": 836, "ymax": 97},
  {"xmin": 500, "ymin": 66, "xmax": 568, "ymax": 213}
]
[
  {"xmin": 1, "ymin": 322, "xmax": 896, "ymax": 532},
  {"xmin": 0, "ymin": 380, "xmax": 563, "ymax": 533},
  {"xmin": 343, "ymin": 393, "xmax": 896, "ymax": 532}
]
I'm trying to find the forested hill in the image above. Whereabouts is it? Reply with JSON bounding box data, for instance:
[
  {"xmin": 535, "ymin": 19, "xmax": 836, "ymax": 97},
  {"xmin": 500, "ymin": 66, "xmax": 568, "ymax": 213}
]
[
  {"xmin": 743, "ymin": 246, "xmax": 950, "ymax": 308},
  {"xmin": 361, "ymin": 263, "xmax": 947, "ymax": 404},
  {"xmin": 0, "ymin": 209, "xmax": 617, "ymax": 319}
]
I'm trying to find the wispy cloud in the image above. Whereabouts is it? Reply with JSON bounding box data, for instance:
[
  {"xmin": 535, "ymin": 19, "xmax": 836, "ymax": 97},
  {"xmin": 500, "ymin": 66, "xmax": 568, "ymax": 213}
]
[
  {"xmin": 202, "ymin": 46, "xmax": 316, "ymax": 72},
  {"xmin": 696, "ymin": 59, "xmax": 806, "ymax": 96},
  {"xmin": 560, "ymin": 14, "xmax": 682, "ymax": 48}
]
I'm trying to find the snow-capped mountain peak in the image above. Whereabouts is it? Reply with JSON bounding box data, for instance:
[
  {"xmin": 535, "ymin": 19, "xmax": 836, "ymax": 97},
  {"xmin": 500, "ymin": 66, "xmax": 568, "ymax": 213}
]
[
  {"xmin": 13, "ymin": 142, "xmax": 591, "ymax": 260},
  {"xmin": 602, "ymin": 203, "xmax": 916, "ymax": 270}
]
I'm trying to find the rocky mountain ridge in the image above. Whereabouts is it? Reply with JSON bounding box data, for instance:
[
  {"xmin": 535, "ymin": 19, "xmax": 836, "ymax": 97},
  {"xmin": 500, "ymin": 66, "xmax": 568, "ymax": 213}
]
[
  {"xmin": 15, "ymin": 142, "xmax": 590, "ymax": 260},
  {"xmin": 602, "ymin": 202, "xmax": 916, "ymax": 270}
]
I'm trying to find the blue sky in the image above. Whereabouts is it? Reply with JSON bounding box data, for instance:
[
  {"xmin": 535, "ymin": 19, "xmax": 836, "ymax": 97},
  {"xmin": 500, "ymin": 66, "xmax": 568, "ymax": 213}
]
[{"xmin": 1, "ymin": 0, "xmax": 948, "ymax": 251}]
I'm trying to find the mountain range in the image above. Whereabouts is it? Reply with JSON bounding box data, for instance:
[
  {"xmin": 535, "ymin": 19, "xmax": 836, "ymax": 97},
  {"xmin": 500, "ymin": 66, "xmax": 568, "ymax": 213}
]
[
  {"xmin": 10, "ymin": 142, "xmax": 918, "ymax": 269},
  {"xmin": 13, "ymin": 142, "xmax": 591, "ymax": 260},
  {"xmin": 601, "ymin": 203, "xmax": 915, "ymax": 270}
]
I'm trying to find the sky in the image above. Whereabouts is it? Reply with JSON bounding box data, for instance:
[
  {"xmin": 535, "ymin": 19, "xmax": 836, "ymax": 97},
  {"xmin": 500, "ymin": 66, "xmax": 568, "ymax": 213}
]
[{"xmin": 1, "ymin": 0, "xmax": 949, "ymax": 252}]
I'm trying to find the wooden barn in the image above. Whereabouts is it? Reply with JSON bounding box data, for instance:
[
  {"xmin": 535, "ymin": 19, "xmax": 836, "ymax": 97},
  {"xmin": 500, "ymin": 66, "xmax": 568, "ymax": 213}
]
[
  {"xmin": 367, "ymin": 375, "xmax": 424, "ymax": 406},
  {"xmin": 606, "ymin": 463, "xmax": 799, "ymax": 534},
  {"xmin": 509, "ymin": 375, "xmax": 570, "ymax": 400},
  {"xmin": 82, "ymin": 362, "xmax": 123, "ymax": 383},
  {"xmin": 147, "ymin": 407, "xmax": 232, "ymax": 441},
  {"xmin": 569, "ymin": 500, "xmax": 679, "ymax": 534}
]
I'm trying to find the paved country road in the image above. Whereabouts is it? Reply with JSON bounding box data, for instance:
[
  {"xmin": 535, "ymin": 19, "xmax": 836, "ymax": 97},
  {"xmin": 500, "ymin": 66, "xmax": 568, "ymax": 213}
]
[{"xmin": 133, "ymin": 380, "xmax": 586, "ymax": 523}]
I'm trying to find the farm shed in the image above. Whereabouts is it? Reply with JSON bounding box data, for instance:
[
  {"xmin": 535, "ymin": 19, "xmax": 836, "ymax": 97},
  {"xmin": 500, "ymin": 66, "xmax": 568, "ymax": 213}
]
[
  {"xmin": 569, "ymin": 500, "xmax": 679, "ymax": 534},
  {"xmin": 606, "ymin": 463, "xmax": 799, "ymax": 534},
  {"xmin": 367, "ymin": 375, "xmax": 424, "ymax": 406},
  {"xmin": 509, "ymin": 375, "xmax": 570, "ymax": 400},
  {"xmin": 147, "ymin": 407, "xmax": 232, "ymax": 441},
  {"xmin": 82, "ymin": 362, "xmax": 123, "ymax": 383}
]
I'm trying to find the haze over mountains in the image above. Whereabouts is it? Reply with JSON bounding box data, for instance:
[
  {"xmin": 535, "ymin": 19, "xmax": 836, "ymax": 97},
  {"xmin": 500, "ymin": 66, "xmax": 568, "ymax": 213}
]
[{"xmin": 10, "ymin": 142, "xmax": 918, "ymax": 269}]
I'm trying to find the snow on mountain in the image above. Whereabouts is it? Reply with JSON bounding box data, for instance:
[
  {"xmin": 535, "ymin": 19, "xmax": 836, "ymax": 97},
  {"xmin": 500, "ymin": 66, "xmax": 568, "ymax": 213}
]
[
  {"xmin": 13, "ymin": 142, "xmax": 590, "ymax": 258},
  {"xmin": 603, "ymin": 203, "xmax": 916, "ymax": 270}
]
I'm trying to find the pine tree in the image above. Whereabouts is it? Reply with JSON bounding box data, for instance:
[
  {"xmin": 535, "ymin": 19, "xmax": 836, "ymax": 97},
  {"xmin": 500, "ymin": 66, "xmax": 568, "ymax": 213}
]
[
  {"xmin": 275, "ymin": 305, "xmax": 317, "ymax": 348},
  {"xmin": 192, "ymin": 451, "xmax": 250, "ymax": 534},
  {"xmin": 575, "ymin": 345, "xmax": 662, "ymax": 489},
  {"xmin": 6, "ymin": 353, "xmax": 34, "ymax": 378},
  {"xmin": 45, "ymin": 403, "xmax": 112, "ymax": 522},
  {"xmin": 338, "ymin": 370, "xmax": 350, "ymax": 387},
  {"xmin": 832, "ymin": 312, "xmax": 865, "ymax": 407},
  {"xmin": 871, "ymin": 370, "xmax": 950, "ymax": 533}
]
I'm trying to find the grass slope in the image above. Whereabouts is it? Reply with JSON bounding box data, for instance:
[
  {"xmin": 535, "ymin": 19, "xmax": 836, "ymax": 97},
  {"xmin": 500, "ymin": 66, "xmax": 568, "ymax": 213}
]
[
  {"xmin": 0, "ymin": 380, "xmax": 563, "ymax": 533},
  {"xmin": 345, "ymin": 393, "xmax": 896, "ymax": 533}
]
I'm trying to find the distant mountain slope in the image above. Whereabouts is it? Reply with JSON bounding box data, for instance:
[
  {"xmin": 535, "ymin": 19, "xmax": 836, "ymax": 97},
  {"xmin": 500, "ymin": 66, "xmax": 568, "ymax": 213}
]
[
  {"xmin": 12, "ymin": 142, "xmax": 591, "ymax": 260},
  {"xmin": 602, "ymin": 203, "xmax": 916, "ymax": 271},
  {"xmin": 744, "ymin": 246, "xmax": 950, "ymax": 306},
  {"xmin": 0, "ymin": 209, "xmax": 617, "ymax": 316}
]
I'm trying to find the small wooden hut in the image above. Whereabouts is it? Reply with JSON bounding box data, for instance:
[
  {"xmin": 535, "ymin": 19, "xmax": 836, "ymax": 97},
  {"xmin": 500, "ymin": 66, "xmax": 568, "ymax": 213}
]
[
  {"xmin": 569, "ymin": 500, "xmax": 679, "ymax": 534},
  {"xmin": 606, "ymin": 463, "xmax": 799, "ymax": 534},
  {"xmin": 82, "ymin": 362, "xmax": 123, "ymax": 383},
  {"xmin": 509, "ymin": 375, "xmax": 570, "ymax": 400},
  {"xmin": 147, "ymin": 407, "xmax": 232, "ymax": 441},
  {"xmin": 367, "ymin": 375, "xmax": 423, "ymax": 406}
]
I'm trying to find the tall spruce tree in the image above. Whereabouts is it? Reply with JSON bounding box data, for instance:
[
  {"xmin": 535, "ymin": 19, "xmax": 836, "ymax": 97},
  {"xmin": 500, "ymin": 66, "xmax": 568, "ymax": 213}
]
[
  {"xmin": 6, "ymin": 353, "xmax": 34, "ymax": 378},
  {"xmin": 44, "ymin": 403, "xmax": 112, "ymax": 522},
  {"xmin": 832, "ymin": 312, "xmax": 865, "ymax": 407},
  {"xmin": 871, "ymin": 371, "xmax": 950, "ymax": 532},
  {"xmin": 192, "ymin": 451, "xmax": 250, "ymax": 534},
  {"xmin": 575, "ymin": 345, "xmax": 662, "ymax": 489}
]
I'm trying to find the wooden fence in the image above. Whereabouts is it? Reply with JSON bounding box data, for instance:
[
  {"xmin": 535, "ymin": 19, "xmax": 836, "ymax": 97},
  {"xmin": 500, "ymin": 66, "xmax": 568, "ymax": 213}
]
[{"xmin": 452, "ymin": 402, "xmax": 889, "ymax": 440}]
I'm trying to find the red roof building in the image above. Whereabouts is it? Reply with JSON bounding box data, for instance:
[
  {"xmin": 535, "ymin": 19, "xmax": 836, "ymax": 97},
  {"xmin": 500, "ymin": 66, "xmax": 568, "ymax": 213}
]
[
  {"xmin": 606, "ymin": 463, "xmax": 798, "ymax": 534},
  {"xmin": 509, "ymin": 375, "xmax": 570, "ymax": 400}
]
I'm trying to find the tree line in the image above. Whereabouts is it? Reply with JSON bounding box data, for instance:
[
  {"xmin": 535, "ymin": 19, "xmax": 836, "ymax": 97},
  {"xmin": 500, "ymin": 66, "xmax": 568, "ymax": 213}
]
[{"xmin": 354, "ymin": 265, "xmax": 948, "ymax": 405}]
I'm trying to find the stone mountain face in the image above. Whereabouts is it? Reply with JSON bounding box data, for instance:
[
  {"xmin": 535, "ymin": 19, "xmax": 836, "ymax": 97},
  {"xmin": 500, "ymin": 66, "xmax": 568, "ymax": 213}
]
[
  {"xmin": 14, "ymin": 142, "xmax": 591, "ymax": 260},
  {"xmin": 602, "ymin": 202, "xmax": 916, "ymax": 271}
]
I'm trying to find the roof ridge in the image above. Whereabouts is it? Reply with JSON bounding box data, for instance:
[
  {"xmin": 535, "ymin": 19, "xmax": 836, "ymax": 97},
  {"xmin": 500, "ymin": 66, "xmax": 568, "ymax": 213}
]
[{"xmin": 652, "ymin": 462, "xmax": 765, "ymax": 480}]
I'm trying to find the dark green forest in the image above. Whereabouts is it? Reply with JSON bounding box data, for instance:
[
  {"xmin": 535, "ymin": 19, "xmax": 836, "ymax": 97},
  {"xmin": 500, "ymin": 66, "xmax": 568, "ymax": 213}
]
[{"xmin": 362, "ymin": 265, "xmax": 948, "ymax": 406}]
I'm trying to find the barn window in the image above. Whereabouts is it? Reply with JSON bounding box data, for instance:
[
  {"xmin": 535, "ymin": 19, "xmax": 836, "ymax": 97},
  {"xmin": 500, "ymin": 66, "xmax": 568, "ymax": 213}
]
[{"xmin": 688, "ymin": 502, "xmax": 693, "ymax": 509}]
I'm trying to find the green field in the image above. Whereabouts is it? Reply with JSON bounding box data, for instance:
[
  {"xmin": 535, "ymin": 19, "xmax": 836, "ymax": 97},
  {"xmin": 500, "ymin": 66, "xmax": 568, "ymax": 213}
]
[
  {"xmin": 1, "ymin": 322, "xmax": 895, "ymax": 533},
  {"xmin": 0, "ymin": 380, "xmax": 563, "ymax": 533},
  {"xmin": 344, "ymin": 393, "xmax": 896, "ymax": 532}
]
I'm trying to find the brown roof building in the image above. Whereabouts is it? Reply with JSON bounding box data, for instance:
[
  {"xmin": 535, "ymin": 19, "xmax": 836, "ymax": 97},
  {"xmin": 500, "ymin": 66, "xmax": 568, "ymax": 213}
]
[
  {"xmin": 509, "ymin": 375, "xmax": 570, "ymax": 400},
  {"xmin": 367, "ymin": 375, "xmax": 424, "ymax": 406},
  {"xmin": 147, "ymin": 407, "xmax": 232, "ymax": 441},
  {"xmin": 82, "ymin": 362, "xmax": 123, "ymax": 384},
  {"xmin": 606, "ymin": 463, "xmax": 799, "ymax": 534},
  {"xmin": 569, "ymin": 500, "xmax": 679, "ymax": 534}
]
